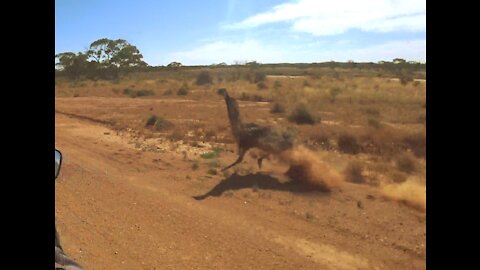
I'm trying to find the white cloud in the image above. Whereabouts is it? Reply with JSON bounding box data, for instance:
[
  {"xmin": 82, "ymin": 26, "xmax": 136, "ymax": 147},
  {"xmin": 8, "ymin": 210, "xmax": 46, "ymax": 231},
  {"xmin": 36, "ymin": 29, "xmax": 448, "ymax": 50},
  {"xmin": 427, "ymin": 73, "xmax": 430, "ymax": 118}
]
[
  {"xmin": 324, "ymin": 39, "xmax": 426, "ymax": 62},
  {"xmin": 166, "ymin": 40, "xmax": 286, "ymax": 65},
  {"xmin": 226, "ymin": 0, "xmax": 426, "ymax": 36},
  {"xmin": 165, "ymin": 38, "xmax": 425, "ymax": 65}
]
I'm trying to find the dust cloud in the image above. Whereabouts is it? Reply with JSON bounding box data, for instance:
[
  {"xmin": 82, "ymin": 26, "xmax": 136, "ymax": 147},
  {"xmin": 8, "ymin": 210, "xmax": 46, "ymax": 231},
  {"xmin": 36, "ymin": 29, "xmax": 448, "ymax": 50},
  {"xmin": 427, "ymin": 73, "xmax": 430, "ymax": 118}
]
[
  {"xmin": 265, "ymin": 145, "xmax": 426, "ymax": 213},
  {"xmin": 380, "ymin": 178, "xmax": 426, "ymax": 211},
  {"xmin": 281, "ymin": 145, "xmax": 343, "ymax": 191}
]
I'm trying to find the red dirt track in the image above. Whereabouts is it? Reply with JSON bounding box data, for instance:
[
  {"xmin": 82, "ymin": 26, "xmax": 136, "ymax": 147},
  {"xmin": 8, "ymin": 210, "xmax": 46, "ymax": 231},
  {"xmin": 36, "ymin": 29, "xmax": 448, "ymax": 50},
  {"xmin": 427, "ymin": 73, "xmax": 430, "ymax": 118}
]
[{"xmin": 55, "ymin": 98, "xmax": 425, "ymax": 270}]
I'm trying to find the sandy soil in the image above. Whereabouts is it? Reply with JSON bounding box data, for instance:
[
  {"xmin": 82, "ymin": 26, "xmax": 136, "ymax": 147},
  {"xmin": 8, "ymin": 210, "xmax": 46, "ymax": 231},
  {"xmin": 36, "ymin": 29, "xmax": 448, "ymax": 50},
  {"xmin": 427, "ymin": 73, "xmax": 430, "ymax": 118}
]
[
  {"xmin": 266, "ymin": 75, "xmax": 307, "ymax": 80},
  {"xmin": 55, "ymin": 98, "xmax": 425, "ymax": 270}
]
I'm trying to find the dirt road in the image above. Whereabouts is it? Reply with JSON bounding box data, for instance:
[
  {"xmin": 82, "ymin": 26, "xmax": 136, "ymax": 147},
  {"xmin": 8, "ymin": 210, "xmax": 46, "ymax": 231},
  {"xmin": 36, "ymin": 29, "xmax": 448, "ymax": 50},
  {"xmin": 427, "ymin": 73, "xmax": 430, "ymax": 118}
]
[{"xmin": 55, "ymin": 111, "xmax": 425, "ymax": 270}]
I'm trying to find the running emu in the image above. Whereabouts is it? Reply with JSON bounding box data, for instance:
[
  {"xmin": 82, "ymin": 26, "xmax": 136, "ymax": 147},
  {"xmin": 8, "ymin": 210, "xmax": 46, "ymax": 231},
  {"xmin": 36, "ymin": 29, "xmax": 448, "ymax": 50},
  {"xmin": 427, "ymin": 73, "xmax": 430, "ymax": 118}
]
[{"xmin": 217, "ymin": 88, "xmax": 296, "ymax": 171}]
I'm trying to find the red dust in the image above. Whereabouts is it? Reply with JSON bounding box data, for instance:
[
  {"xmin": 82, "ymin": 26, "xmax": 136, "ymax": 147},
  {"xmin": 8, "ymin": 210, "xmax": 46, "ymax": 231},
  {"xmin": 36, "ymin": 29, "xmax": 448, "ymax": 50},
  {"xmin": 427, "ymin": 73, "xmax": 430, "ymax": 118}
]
[{"xmin": 281, "ymin": 145, "xmax": 343, "ymax": 191}]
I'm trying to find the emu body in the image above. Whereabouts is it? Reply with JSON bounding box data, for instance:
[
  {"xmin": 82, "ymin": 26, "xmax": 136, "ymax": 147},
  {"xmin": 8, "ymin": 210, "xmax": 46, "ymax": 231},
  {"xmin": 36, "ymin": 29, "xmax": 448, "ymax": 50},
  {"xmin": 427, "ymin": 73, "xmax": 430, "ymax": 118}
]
[{"xmin": 217, "ymin": 89, "xmax": 295, "ymax": 171}]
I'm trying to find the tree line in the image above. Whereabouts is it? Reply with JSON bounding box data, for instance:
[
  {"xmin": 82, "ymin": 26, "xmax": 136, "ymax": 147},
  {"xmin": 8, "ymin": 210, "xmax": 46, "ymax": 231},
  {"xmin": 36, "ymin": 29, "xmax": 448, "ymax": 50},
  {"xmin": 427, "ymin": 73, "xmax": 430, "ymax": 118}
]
[
  {"xmin": 56, "ymin": 38, "xmax": 425, "ymax": 81},
  {"xmin": 55, "ymin": 38, "xmax": 147, "ymax": 80}
]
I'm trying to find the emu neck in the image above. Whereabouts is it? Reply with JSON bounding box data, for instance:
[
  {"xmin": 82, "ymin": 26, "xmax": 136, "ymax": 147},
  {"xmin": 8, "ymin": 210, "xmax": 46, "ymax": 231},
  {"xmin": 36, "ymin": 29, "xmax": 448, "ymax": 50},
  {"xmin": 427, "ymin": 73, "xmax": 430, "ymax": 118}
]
[{"xmin": 224, "ymin": 95, "xmax": 243, "ymax": 141}]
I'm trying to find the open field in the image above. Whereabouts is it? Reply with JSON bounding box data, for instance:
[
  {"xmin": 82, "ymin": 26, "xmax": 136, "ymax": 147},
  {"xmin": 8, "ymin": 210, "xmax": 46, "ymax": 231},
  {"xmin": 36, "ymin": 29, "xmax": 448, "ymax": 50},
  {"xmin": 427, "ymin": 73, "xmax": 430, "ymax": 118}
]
[{"xmin": 55, "ymin": 67, "xmax": 426, "ymax": 269}]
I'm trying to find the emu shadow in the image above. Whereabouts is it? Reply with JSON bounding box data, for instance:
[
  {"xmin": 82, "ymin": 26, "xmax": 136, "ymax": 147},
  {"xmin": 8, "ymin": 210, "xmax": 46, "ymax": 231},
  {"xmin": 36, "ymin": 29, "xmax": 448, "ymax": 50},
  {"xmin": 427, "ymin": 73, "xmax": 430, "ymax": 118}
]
[{"xmin": 193, "ymin": 172, "xmax": 329, "ymax": 201}]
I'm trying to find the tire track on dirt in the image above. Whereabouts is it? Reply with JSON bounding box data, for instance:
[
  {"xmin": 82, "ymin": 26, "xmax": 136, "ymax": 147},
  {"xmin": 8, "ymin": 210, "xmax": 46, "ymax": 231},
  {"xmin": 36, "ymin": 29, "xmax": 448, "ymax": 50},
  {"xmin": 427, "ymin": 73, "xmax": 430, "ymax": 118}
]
[
  {"xmin": 56, "ymin": 109, "xmax": 116, "ymax": 126},
  {"xmin": 55, "ymin": 112, "xmax": 425, "ymax": 270},
  {"xmin": 56, "ymin": 114, "xmax": 337, "ymax": 269}
]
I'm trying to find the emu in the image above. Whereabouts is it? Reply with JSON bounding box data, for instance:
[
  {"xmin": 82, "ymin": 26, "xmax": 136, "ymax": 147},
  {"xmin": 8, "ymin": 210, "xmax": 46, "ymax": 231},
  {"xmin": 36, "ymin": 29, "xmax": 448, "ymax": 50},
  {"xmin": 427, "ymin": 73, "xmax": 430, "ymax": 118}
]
[{"xmin": 217, "ymin": 88, "xmax": 295, "ymax": 171}]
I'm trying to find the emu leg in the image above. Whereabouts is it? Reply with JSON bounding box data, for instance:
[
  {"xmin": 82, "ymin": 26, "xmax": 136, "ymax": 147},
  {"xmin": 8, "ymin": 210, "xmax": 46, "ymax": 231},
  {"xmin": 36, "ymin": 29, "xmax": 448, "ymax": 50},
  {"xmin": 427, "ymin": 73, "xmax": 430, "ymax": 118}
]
[
  {"xmin": 257, "ymin": 158, "xmax": 263, "ymax": 169},
  {"xmin": 222, "ymin": 148, "xmax": 247, "ymax": 171},
  {"xmin": 257, "ymin": 153, "xmax": 270, "ymax": 169}
]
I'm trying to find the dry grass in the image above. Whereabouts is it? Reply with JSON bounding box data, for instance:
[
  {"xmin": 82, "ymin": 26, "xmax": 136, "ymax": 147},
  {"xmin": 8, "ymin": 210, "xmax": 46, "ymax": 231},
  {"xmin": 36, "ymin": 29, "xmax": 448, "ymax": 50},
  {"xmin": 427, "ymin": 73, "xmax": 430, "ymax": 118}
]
[{"xmin": 55, "ymin": 65, "xmax": 426, "ymax": 196}]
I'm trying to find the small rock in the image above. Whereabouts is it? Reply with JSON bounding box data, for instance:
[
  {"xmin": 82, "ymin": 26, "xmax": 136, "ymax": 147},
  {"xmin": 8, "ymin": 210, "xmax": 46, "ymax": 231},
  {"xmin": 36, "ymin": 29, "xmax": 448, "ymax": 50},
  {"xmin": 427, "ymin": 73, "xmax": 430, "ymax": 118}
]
[{"xmin": 357, "ymin": 201, "xmax": 364, "ymax": 209}]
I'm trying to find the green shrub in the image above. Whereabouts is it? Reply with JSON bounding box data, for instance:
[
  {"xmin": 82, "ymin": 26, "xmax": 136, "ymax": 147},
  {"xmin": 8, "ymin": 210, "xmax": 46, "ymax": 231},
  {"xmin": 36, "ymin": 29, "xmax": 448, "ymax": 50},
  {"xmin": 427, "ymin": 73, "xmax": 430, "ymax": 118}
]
[
  {"xmin": 154, "ymin": 117, "xmax": 172, "ymax": 131},
  {"xmin": 191, "ymin": 161, "xmax": 199, "ymax": 170},
  {"xmin": 239, "ymin": 92, "xmax": 250, "ymax": 101},
  {"xmin": 399, "ymin": 73, "xmax": 414, "ymax": 85},
  {"xmin": 329, "ymin": 87, "xmax": 342, "ymax": 103},
  {"xmin": 338, "ymin": 134, "xmax": 361, "ymax": 154},
  {"xmin": 136, "ymin": 89, "xmax": 154, "ymax": 97},
  {"xmin": 124, "ymin": 88, "xmax": 154, "ymax": 98},
  {"xmin": 403, "ymin": 133, "xmax": 426, "ymax": 158},
  {"xmin": 274, "ymin": 80, "xmax": 282, "ymax": 90},
  {"xmin": 196, "ymin": 71, "xmax": 212, "ymax": 85},
  {"xmin": 145, "ymin": 115, "xmax": 172, "ymax": 131},
  {"xmin": 270, "ymin": 102, "xmax": 285, "ymax": 114},
  {"xmin": 254, "ymin": 71, "xmax": 266, "ymax": 83},
  {"xmin": 177, "ymin": 83, "xmax": 189, "ymax": 96},
  {"xmin": 305, "ymin": 212, "xmax": 314, "ymax": 220},
  {"xmin": 344, "ymin": 161, "xmax": 365, "ymax": 183},
  {"xmin": 200, "ymin": 149, "xmax": 220, "ymax": 159},
  {"xmin": 123, "ymin": 88, "xmax": 135, "ymax": 97},
  {"xmin": 163, "ymin": 89, "xmax": 173, "ymax": 96},
  {"xmin": 145, "ymin": 115, "xmax": 158, "ymax": 127},
  {"xmin": 168, "ymin": 129, "xmax": 185, "ymax": 141},
  {"xmin": 252, "ymin": 94, "xmax": 268, "ymax": 102},
  {"xmin": 288, "ymin": 103, "xmax": 318, "ymax": 125},
  {"xmin": 417, "ymin": 114, "xmax": 426, "ymax": 125},
  {"xmin": 257, "ymin": 81, "xmax": 268, "ymax": 90},
  {"xmin": 364, "ymin": 108, "xmax": 380, "ymax": 117},
  {"xmin": 207, "ymin": 168, "xmax": 217, "ymax": 175},
  {"xmin": 368, "ymin": 118, "xmax": 382, "ymax": 129},
  {"xmin": 396, "ymin": 152, "xmax": 417, "ymax": 173},
  {"xmin": 390, "ymin": 171, "xmax": 408, "ymax": 183}
]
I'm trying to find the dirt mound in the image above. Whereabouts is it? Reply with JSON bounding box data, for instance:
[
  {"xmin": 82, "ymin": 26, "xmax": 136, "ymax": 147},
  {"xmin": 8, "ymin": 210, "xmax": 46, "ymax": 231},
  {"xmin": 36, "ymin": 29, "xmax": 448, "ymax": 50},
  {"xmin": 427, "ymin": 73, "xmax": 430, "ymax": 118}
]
[{"xmin": 282, "ymin": 145, "xmax": 343, "ymax": 191}]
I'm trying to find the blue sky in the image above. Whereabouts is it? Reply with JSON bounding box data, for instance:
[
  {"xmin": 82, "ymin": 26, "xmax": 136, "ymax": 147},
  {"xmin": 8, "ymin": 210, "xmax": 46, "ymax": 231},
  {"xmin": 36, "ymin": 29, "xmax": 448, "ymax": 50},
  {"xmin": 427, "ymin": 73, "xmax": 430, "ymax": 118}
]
[{"xmin": 55, "ymin": 0, "xmax": 426, "ymax": 66}]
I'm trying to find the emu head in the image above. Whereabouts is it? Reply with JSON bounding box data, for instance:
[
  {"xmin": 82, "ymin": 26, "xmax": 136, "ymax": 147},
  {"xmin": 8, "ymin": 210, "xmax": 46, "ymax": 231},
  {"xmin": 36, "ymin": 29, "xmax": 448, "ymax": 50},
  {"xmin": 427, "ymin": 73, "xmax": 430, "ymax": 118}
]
[{"xmin": 217, "ymin": 88, "xmax": 229, "ymax": 98}]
